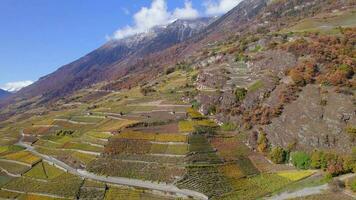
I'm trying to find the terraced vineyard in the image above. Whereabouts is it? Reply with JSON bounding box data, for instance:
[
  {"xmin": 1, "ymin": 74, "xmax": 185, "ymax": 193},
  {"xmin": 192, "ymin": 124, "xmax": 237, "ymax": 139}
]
[
  {"xmin": 0, "ymin": 41, "xmax": 349, "ymax": 199},
  {"xmin": 0, "ymin": 81, "xmax": 319, "ymax": 199}
]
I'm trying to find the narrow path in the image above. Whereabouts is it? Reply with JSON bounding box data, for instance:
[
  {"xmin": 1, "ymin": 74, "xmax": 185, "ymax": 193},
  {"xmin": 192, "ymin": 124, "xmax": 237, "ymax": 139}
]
[
  {"xmin": 17, "ymin": 132, "xmax": 208, "ymax": 200},
  {"xmin": 265, "ymin": 184, "xmax": 328, "ymax": 200},
  {"xmin": 53, "ymin": 119, "xmax": 96, "ymax": 125}
]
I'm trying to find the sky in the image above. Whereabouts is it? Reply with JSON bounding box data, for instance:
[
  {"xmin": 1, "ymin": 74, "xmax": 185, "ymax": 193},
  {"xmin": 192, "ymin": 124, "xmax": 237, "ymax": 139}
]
[{"xmin": 0, "ymin": 0, "xmax": 242, "ymax": 91}]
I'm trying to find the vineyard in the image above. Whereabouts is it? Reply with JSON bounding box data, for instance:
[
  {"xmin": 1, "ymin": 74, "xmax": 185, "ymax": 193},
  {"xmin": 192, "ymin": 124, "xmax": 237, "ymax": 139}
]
[
  {"xmin": 87, "ymin": 158, "xmax": 185, "ymax": 183},
  {"xmin": 24, "ymin": 162, "xmax": 64, "ymax": 180},
  {"xmin": 1, "ymin": 151, "xmax": 41, "ymax": 166},
  {"xmin": 3, "ymin": 173, "xmax": 83, "ymax": 198}
]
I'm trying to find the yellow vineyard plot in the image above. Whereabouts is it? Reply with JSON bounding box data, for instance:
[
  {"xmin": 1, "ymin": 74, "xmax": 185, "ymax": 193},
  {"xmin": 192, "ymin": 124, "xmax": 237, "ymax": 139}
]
[
  {"xmin": 2, "ymin": 151, "xmax": 41, "ymax": 165},
  {"xmin": 276, "ymin": 170, "xmax": 316, "ymax": 181},
  {"xmin": 115, "ymin": 131, "xmax": 156, "ymax": 140},
  {"xmin": 179, "ymin": 120, "xmax": 217, "ymax": 132}
]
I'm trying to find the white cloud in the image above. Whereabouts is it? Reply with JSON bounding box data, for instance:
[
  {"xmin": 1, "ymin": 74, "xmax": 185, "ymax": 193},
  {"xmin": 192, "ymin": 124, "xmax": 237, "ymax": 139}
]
[
  {"xmin": 0, "ymin": 80, "xmax": 33, "ymax": 92},
  {"xmin": 173, "ymin": 1, "xmax": 199, "ymax": 20},
  {"xmin": 112, "ymin": 0, "xmax": 200, "ymax": 40},
  {"xmin": 204, "ymin": 0, "xmax": 242, "ymax": 15}
]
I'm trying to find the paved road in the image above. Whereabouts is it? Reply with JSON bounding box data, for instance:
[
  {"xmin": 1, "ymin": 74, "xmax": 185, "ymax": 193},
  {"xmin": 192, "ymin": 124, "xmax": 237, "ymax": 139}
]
[
  {"xmin": 265, "ymin": 184, "xmax": 328, "ymax": 200},
  {"xmin": 265, "ymin": 173, "xmax": 356, "ymax": 200},
  {"xmin": 17, "ymin": 132, "xmax": 208, "ymax": 200}
]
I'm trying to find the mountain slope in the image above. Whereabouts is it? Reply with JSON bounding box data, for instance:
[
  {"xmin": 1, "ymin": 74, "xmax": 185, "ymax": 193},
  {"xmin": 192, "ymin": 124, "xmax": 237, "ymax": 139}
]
[
  {"xmin": 0, "ymin": 89, "xmax": 10, "ymax": 99},
  {"xmin": 10, "ymin": 18, "xmax": 214, "ymax": 103}
]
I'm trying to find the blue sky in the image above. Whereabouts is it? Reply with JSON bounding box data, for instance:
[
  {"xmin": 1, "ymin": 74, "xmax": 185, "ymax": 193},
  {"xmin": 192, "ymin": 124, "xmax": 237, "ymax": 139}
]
[{"xmin": 0, "ymin": 0, "xmax": 241, "ymax": 91}]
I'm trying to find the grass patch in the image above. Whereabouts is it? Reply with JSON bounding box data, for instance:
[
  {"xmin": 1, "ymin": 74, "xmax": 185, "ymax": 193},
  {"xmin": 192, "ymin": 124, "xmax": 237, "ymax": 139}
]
[
  {"xmin": 248, "ymin": 80, "xmax": 264, "ymax": 92},
  {"xmin": 284, "ymin": 9, "xmax": 356, "ymax": 34},
  {"xmin": 276, "ymin": 170, "xmax": 316, "ymax": 181},
  {"xmin": 220, "ymin": 123, "xmax": 236, "ymax": 131},
  {"xmin": 71, "ymin": 116, "xmax": 103, "ymax": 123}
]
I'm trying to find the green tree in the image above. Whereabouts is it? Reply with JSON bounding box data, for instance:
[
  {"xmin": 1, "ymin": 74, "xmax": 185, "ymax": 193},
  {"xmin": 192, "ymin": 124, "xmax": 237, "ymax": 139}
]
[
  {"xmin": 310, "ymin": 150, "xmax": 324, "ymax": 169},
  {"xmin": 291, "ymin": 151, "xmax": 311, "ymax": 169},
  {"xmin": 269, "ymin": 146, "xmax": 287, "ymax": 164},
  {"xmin": 235, "ymin": 87, "xmax": 247, "ymax": 102}
]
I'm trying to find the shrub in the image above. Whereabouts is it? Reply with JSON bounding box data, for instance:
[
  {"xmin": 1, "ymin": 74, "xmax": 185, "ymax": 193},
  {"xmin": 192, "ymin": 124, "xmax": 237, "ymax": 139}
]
[
  {"xmin": 338, "ymin": 64, "xmax": 354, "ymax": 78},
  {"xmin": 194, "ymin": 125, "xmax": 217, "ymax": 136},
  {"xmin": 235, "ymin": 87, "xmax": 247, "ymax": 102},
  {"xmin": 342, "ymin": 148, "xmax": 356, "ymax": 173},
  {"xmin": 269, "ymin": 146, "xmax": 287, "ymax": 164},
  {"xmin": 289, "ymin": 61, "xmax": 317, "ymax": 86},
  {"xmin": 165, "ymin": 67, "xmax": 175, "ymax": 75},
  {"xmin": 326, "ymin": 156, "xmax": 344, "ymax": 176},
  {"xmin": 207, "ymin": 105, "xmax": 217, "ymax": 115},
  {"xmin": 56, "ymin": 130, "xmax": 75, "ymax": 136},
  {"xmin": 187, "ymin": 108, "xmax": 205, "ymax": 120},
  {"xmin": 140, "ymin": 86, "xmax": 156, "ymax": 96},
  {"xmin": 349, "ymin": 178, "xmax": 356, "ymax": 192},
  {"xmin": 221, "ymin": 123, "xmax": 236, "ymax": 131},
  {"xmin": 257, "ymin": 131, "xmax": 269, "ymax": 153},
  {"xmin": 310, "ymin": 150, "xmax": 326, "ymax": 169},
  {"xmin": 235, "ymin": 53, "xmax": 249, "ymax": 62},
  {"xmin": 346, "ymin": 126, "xmax": 356, "ymax": 142},
  {"xmin": 191, "ymin": 100, "xmax": 200, "ymax": 110},
  {"xmin": 291, "ymin": 151, "xmax": 311, "ymax": 169}
]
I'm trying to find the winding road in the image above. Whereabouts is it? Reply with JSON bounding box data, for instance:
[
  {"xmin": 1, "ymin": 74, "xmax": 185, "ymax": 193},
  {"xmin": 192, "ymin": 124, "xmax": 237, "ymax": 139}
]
[{"xmin": 17, "ymin": 132, "xmax": 208, "ymax": 200}]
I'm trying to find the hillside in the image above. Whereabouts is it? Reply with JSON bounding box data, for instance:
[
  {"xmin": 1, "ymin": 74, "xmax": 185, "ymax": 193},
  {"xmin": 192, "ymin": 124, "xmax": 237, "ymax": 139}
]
[
  {"xmin": 0, "ymin": 89, "xmax": 10, "ymax": 99},
  {"xmin": 0, "ymin": 0, "xmax": 355, "ymax": 199}
]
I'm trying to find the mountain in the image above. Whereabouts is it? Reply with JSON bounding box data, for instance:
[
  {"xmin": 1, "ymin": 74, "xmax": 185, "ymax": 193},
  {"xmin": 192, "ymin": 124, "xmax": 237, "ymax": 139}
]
[
  {"xmin": 8, "ymin": 18, "xmax": 214, "ymax": 104},
  {"xmin": 0, "ymin": 0, "xmax": 355, "ymax": 199},
  {"xmin": 0, "ymin": 89, "xmax": 10, "ymax": 99}
]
